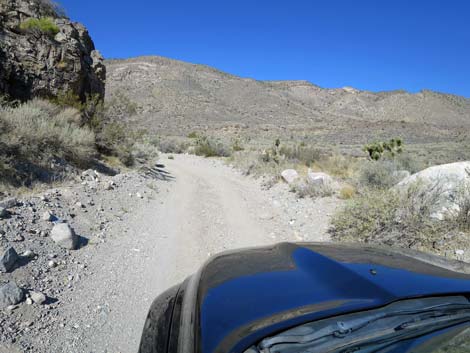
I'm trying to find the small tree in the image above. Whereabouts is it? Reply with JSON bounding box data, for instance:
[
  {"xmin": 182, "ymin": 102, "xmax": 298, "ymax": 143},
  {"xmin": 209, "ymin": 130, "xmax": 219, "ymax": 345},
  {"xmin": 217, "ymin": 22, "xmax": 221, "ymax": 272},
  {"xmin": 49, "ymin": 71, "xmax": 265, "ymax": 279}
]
[{"xmin": 363, "ymin": 138, "xmax": 403, "ymax": 161}]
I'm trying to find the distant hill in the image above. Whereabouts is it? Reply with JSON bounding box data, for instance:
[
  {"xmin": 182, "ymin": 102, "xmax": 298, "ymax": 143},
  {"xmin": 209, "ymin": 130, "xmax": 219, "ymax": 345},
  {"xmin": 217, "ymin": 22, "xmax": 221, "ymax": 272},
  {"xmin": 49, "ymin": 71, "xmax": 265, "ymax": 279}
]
[{"xmin": 105, "ymin": 56, "xmax": 470, "ymax": 145}]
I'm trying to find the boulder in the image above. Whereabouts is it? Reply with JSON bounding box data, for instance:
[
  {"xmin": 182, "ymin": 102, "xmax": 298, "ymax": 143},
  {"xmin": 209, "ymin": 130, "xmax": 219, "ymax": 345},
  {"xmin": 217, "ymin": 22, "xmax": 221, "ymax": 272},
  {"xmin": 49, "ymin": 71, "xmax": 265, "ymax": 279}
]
[
  {"xmin": 0, "ymin": 197, "xmax": 17, "ymax": 209},
  {"xmin": 0, "ymin": 282, "xmax": 24, "ymax": 308},
  {"xmin": 0, "ymin": 247, "xmax": 19, "ymax": 272},
  {"xmin": 281, "ymin": 169, "xmax": 299, "ymax": 184},
  {"xmin": 0, "ymin": 207, "xmax": 7, "ymax": 219},
  {"xmin": 307, "ymin": 170, "xmax": 333, "ymax": 186},
  {"xmin": 0, "ymin": 0, "xmax": 105, "ymax": 102},
  {"xmin": 396, "ymin": 161, "xmax": 470, "ymax": 220},
  {"xmin": 51, "ymin": 223, "xmax": 78, "ymax": 250}
]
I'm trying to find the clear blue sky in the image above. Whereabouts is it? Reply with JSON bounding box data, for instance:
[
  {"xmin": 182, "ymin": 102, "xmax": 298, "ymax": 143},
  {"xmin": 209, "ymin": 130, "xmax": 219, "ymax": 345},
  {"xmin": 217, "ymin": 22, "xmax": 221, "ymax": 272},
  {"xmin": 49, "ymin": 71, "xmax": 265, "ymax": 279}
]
[{"xmin": 60, "ymin": 0, "xmax": 470, "ymax": 97}]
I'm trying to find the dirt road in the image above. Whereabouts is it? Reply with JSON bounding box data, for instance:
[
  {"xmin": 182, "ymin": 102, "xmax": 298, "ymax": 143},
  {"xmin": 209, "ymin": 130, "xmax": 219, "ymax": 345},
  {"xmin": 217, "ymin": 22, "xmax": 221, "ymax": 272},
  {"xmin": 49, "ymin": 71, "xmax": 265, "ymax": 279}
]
[{"xmin": 45, "ymin": 155, "xmax": 338, "ymax": 352}]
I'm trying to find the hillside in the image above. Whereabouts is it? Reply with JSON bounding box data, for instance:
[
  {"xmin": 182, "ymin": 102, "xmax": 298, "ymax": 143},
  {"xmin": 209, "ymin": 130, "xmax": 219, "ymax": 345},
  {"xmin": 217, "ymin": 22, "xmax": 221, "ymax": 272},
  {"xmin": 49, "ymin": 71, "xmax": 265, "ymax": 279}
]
[{"xmin": 106, "ymin": 56, "xmax": 470, "ymax": 145}]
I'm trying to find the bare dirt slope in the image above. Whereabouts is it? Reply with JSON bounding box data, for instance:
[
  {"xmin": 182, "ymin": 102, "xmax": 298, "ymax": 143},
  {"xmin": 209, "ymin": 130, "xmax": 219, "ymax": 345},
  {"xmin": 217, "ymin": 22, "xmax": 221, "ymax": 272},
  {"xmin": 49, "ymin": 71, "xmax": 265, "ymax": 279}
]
[
  {"xmin": 37, "ymin": 154, "xmax": 338, "ymax": 353},
  {"xmin": 106, "ymin": 56, "xmax": 470, "ymax": 145}
]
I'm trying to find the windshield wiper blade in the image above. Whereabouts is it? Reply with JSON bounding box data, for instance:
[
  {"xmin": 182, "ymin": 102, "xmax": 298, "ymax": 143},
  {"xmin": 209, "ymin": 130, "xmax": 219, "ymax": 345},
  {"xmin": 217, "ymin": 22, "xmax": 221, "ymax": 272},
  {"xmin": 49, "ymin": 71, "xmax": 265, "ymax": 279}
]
[
  {"xmin": 334, "ymin": 312, "xmax": 470, "ymax": 353},
  {"xmin": 257, "ymin": 299, "xmax": 470, "ymax": 353}
]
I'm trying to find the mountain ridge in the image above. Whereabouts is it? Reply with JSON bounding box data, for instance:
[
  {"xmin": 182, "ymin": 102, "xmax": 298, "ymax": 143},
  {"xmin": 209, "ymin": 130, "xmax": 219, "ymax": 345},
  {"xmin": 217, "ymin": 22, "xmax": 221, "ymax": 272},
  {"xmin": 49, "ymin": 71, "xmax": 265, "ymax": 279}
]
[
  {"xmin": 107, "ymin": 55, "xmax": 469, "ymax": 98},
  {"xmin": 105, "ymin": 55, "xmax": 470, "ymax": 144}
]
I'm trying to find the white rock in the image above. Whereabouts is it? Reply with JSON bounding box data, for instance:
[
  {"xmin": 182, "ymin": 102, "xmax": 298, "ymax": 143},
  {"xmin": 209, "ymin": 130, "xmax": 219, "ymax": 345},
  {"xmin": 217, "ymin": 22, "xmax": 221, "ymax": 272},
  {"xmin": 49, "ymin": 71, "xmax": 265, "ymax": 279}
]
[
  {"xmin": 281, "ymin": 169, "xmax": 299, "ymax": 184},
  {"xmin": 455, "ymin": 249, "xmax": 465, "ymax": 256},
  {"xmin": 30, "ymin": 291, "xmax": 46, "ymax": 304},
  {"xmin": 51, "ymin": 223, "xmax": 78, "ymax": 250},
  {"xmin": 306, "ymin": 170, "xmax": 333, "ymax": 186},
  {"xmin": 22, "ymin": 250, "xmax": 34, "ymax": 258},
  {"xmin": 54, "ymin": 32, "xmax": 67, "ymax": 42},
  {"xmin": 26, "ymin": 297, "xmax": 33, "ymax": 305},
  {"xmin": 42, "ymin": 211, "xmax": 53, "ymax": 221},
  {"xmin": 48, "ymin": 260, "xmax": 57, "ymax": 268},
  {"xmin": 397, "ymin": 161, "xmax": 470, "ymax": 220}
]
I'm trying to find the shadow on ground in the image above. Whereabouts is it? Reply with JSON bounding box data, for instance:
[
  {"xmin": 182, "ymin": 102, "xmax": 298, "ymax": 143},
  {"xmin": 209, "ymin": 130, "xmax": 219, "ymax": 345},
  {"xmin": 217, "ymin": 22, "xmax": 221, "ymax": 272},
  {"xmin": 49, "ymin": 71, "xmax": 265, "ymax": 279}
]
[{"xmin": 141, "ymin": 163, "xmax": 175, "ymax": 181}]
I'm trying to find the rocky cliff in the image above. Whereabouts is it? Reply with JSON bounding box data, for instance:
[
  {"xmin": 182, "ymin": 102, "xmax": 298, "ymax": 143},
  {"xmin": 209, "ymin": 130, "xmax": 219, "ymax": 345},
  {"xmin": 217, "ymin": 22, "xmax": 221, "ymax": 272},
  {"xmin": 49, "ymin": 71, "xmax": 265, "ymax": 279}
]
[{"xmin": 0, "ymin": 0, "xmax": 105, "ymax": 102}]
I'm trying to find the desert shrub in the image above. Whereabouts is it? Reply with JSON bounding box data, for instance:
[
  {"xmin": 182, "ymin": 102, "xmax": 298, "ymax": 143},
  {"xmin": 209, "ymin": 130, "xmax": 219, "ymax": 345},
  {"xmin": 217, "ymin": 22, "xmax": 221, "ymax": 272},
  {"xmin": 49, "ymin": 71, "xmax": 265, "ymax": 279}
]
[
  {"xmin": 0, "ymin": 99, "xmax": 95, "ymax": 165},
  {"xmin": 51, "ymin": 91, "xmax": 83, "ymax": 111},
  {"xmin": 339, "ymin": 185, "xmax": 356, "ymax": 199},
  {"xmin": 363, "ymin": 138, "xmax": 403, "ymax": 161},
  {"xmin": 279, "ymin": 144, "xmax": 322, "ymax": 166},
  {"xmin": 19, "ymin": 17, "xmax": 59, "ymax": 37},
  {"xmin": 158, "ymin": 137, "xmax": 188, "ymax": 154},
  {"xmin": 291, "ymin": 182, "xmax": 334, "ymax": 199},
  {"xmin": 358, "ymin": 160, "xmax": 402, "ymax": 189},
  {"xmin": 453, "ymin": 181, "xmax": 470, "ymax": 231},
  {"xmin": 105, "ymin": 90, "xmax": 138, "ymax": 118},
  {"xmin": 131, "ymin": 141, "xmax": 159, "ymax": 162},
  {"xmin": 94, "ymin": 121, "xmax": 136, "ymax": 166},
  {"xmin": 187, "ymin": 131, "xmax": 198, "ymax": 139},
  {"xmin": 394, "ymin": 152, "xmax": 426, "ymax": 174},
  {"xmin": 232, "ymin": 138, "xmax": 244, "ymax": 152},
  {"xmin": 194, "ymin": 136, "xmax": 231, "ymax": 157},
  {"xmin": 317, "ymin": 154, "xmax": 355, "ymax": 178},
  {"xmin": 331, "ymin": 185, "xmax": 447, "ymax": 248}
]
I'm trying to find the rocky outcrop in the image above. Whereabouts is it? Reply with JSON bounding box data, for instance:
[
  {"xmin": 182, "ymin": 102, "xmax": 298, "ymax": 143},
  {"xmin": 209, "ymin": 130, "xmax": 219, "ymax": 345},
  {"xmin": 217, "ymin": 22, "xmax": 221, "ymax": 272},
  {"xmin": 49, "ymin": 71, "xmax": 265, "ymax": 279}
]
[{"xmin": 0, "ymin": 0, "xmax": 105, "ymax": 102}]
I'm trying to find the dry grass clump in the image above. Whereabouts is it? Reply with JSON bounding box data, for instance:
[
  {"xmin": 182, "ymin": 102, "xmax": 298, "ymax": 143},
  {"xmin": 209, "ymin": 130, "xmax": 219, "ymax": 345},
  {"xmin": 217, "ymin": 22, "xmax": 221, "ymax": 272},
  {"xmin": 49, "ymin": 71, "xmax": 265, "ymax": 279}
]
[
  {"xmin": 339, "ymin": 185, "xmax": 356, "ymax": 199},
  {"xmin": 0, "ymin": 99, "xmax": 97, "ymax": 187},
  {"xmin": 315, "ymin": 154, "xmax": 357, "ymax": 178},
  {"xmin": 0, "ymin": 99, "xmax": 95, "ymax": 165}
]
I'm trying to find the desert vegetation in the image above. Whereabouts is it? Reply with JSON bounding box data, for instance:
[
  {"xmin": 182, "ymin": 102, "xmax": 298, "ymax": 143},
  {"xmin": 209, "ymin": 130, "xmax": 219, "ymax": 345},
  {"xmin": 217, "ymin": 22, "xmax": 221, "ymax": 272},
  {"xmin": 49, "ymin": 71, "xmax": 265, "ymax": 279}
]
[
  {"xmin": 19, "ymin": 17, "xmax": 59, "ymax": 37},
  {"xmin": 215, "ymin": 135, "xmax": 470, "ymax": 259},
  {"xmin": 0, "ymin": 95, "xmax": 159, "ymax": 191}
]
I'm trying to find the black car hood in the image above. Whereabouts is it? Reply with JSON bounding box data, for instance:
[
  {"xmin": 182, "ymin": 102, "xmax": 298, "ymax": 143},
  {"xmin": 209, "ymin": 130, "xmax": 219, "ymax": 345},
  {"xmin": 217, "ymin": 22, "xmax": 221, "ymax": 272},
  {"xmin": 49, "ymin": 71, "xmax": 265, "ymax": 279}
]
[{"xmin": 193, "ymin": 242, "xmax": 470, "ymax": 353}]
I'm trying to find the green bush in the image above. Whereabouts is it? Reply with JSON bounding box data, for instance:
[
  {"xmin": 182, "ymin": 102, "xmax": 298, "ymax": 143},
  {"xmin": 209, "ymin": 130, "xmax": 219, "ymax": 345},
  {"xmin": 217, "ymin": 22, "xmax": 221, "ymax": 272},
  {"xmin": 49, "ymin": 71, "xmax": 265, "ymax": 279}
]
[
  {"xmin": 187, "ymin": 131, "xmax": 198, "ymax": 139},
  {"xmin": 19, "ymin": 17, "xmax": 59, "ymax": 37},
  {"xmin": 194, "ymin": 136, "xmax": 231, "ymax": 157}
]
